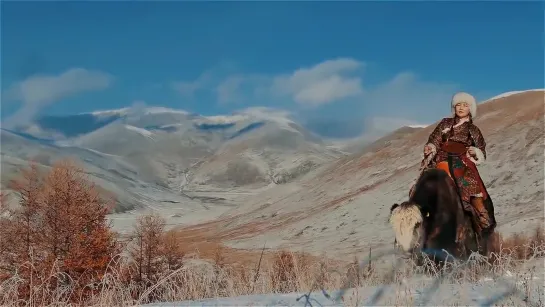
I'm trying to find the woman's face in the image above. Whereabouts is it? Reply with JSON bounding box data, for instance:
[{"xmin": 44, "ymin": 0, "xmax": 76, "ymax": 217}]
[{"xmin": 455, "ymin": 102, "xmax": 470, "ymax": 118}]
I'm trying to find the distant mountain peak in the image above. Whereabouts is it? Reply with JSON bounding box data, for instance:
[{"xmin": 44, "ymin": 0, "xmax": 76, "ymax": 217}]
[
  {"xmin": 86, "ymin": 107, "xmax": 131, "ymax": 116},
  {"xmin": 87, "ymin": 106, "xmax": 190, "ymax": 117},
  {"xmin": 406, "ymin": 124, "xmax": 429, "ymax": 129},
  {"xmin": 482, "ymin": 89, "xmax": 544, "ymax": 103}
]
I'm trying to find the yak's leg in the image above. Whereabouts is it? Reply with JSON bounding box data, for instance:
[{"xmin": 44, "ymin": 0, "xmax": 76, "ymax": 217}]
[
  {"xmin": 454, "ymin": 206, "xmax": 469, "ymax": 258},
  {"xmin": 485, "ymin": 230, "xmax": 501, "ymax": 260},
  {"xmin": 459, "ymin": 200, "xmax": 482, "ymax": 255},
  {"xmin": 455, "ymin": 201, "xmax": 467, "ymax": 244}
]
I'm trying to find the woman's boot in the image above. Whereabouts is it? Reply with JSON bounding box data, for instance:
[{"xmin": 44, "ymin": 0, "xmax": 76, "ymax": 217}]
[{"xmin": 471, "ymin": 196, "xmax": 492, "ymax": 235}]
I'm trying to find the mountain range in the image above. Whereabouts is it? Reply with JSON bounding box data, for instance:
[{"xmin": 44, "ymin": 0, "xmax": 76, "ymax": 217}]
[
  {"xmin": 1, "ymin": 105, "xmax": 364, "ymax": 214},
  {"xmin": 2, "ymin": 89, "xmax": 542, "ymax": 250}
]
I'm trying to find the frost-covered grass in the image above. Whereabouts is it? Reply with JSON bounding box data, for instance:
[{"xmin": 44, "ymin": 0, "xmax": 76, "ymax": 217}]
[
  {"xmin": 141, "ymin": 245, "xmax": 545, "ymax": 307},
  {"xmin": 1, "ymin": 227, "xmax": 543, "ymax": 307}
]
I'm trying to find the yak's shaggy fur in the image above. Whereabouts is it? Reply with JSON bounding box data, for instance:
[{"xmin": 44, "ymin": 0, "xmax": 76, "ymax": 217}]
[{"xmin": 389, "ymin": 168, "xmax": 479, "ymax": 261}]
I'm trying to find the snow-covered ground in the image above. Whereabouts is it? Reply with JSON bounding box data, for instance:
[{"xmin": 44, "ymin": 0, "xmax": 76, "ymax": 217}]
[
  {"xmin": 136, "ymin": 248, "xmax": 544, "ymax": 307},
  {"xmin": 142, "ymin": 272, "xmax": 543, "ymax": 307}
]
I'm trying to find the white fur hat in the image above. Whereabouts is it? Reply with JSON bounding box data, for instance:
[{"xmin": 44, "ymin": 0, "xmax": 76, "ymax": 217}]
[{"xmin": 451, "ymin": 92, "xmax": 477, "ymax": 118}]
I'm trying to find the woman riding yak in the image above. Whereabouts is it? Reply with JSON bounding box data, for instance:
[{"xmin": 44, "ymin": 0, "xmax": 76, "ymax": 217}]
[{"xmin": 420, "ymin": 92, "xmax": 496, "ymax": 241}]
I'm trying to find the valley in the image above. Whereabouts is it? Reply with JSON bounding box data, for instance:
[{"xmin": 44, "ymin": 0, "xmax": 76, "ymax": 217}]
[{"xmin": 1, "ymin": 90, "xmax": 543, "ymax": 262}]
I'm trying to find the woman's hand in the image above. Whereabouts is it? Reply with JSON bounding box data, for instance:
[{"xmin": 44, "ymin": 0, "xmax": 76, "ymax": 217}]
[
  {"xmin": 424, "ymin": 145, "xmax": 432, "ymax": 156},
  {"xmin": 468, "ymin": 147, "xmax": 477, "ymax": 157}
]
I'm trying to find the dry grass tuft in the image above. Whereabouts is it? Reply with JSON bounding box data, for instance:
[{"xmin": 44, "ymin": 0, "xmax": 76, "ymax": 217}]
[{"xmin": 496, "ymin": 225, "xmax": 545, "ymax": 261}]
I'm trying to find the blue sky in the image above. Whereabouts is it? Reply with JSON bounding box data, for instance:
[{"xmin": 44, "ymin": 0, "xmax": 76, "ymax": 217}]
[{"xmin": 1, "ymin": 1, "xmax": 543, "ymax": 137}]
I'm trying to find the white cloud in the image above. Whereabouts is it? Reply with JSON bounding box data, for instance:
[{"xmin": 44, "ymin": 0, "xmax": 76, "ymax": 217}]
[
  {"xmin": 328, "ymin": 72, "xmax": 459, "ymax": 140},
  {"xmin": 171, "ymin": 71, "xmax": 212, "ymax": 97},
  {"xmin": 7, "ymin": 68, "xmax": 112, "ymax": 105},
  {"xmin": 292, "ymin": 75, "xmax": 362, "ymax": 106},
  {"xmin": 3, "ymin": 68, "xmax": 113, "ymax": 127},
  {"xmin": 271, "ymin": 58, "xmax": 364, "ymax": 106},
  {"xmin": 361, "ymin": 71, "xmax": 459, "ymax": 121},
  {"xmin": 172, "ymin": 58, "xmax": 364, "ymax": 107},
  {"xmin": 169, "ymin": 58, "xmax": 461, "ymax": 138}
]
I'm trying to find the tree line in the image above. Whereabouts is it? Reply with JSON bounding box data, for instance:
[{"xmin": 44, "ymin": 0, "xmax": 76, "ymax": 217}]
[{"xmin": 0, "ymin": 159, "xmax": 185, "ymax": 305}]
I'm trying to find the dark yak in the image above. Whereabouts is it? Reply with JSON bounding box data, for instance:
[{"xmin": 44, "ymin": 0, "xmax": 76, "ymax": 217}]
[{"xmin": 388, "ymin": 168, "xmax": 496, "ymax": 262}]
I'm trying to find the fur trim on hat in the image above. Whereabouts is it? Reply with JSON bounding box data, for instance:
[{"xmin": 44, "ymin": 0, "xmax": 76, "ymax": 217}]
[{"xmin": 451, "ymin": 92, "xmax": 477, "ymax": 118}]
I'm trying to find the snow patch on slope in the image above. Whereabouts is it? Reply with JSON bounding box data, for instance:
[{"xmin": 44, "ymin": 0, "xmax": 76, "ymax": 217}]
[
  {"xmin": 124, "ymin": 125, "xmax": 154, "ymax": 139},
  {"xmin": 140, "ymin": 107, "xmax": 189, "ymax": 115},
  {"xmin": 88, "ymin": 108, "xmax": 131, "ymax": 117},
  {"xmin": 194, "ymin": 107, "xmax": 300, "ymax": 134},
  {"xmin": 483, "ymin": 89, "xmax": 544, "ymax": 102},
  {"xmin": 88, "ymin": 107, "xmax": 189, "ymax": 117},
  {"xmin": 407, "ymin": 124, "xmax": 429, "ymax": 128},
  {"xmin": 238, "ymin": 107, "xmax": 299, "ymax": 133},
  {"xmin": 200, "ymin": 114, "xmax": 249, "ymax": 124}
]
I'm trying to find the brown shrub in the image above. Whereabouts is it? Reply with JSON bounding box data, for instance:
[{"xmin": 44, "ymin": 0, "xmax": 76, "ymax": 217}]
[
  {"xmin": 271, "ymin": 251, "xmax": 297, "ymax": 293},
  {"xmin": 161, "ymin": 229, "xmax": 185, "ymax": 271},
  {"xmin": 497, "ymin": 225, "xmax": 545, "ymax": 260}
]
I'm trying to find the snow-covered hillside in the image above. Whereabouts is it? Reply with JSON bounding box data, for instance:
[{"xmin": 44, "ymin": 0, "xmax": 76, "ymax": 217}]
[
  {"xmin": 1, "ymin": 106, "xmax": 345, "ymax": 218},
  {"xmin": 3, "ymin": 89, "xmax": 543, "ymax": 240},
  {"xmin": 482, "ymin": 88, "xmax": 544, "ymax": 102},
  {"xmin": 168, "ymin": 89, "xmax": 544, "ymax": 262}
]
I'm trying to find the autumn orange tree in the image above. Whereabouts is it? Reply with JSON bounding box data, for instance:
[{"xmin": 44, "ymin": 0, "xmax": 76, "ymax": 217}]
[
  {"xmin": 125, "ymin": 212, "xmax": 187, "ymax": 302},
  {"xmin": 0, "ymin": 159, "xmax": 120, "ymax": 303},
  {"xmin": 0, "ymin": 163, "xmax": 45, "ymax": 299},
  {"xmin": 129, "ymin": 212, "xmax": 167, "ymax": 286},
  {"xmin": 0, "ymin": 191, "xmax": 14, "ymax": 281},
  {"xmin": 161, "ymin": 228, "xmax": 185, "ymax": 272}
]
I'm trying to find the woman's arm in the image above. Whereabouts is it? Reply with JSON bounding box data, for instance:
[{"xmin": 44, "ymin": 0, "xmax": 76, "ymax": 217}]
[
  {"xmin": 424, "ymin": 118, "xmax": 448, "ymax": 158},
  {"xmin": 468, "ymin": 124, "xmax": 486, "ymax": 165}
]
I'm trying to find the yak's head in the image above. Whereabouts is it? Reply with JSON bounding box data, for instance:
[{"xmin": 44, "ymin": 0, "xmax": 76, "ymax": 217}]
[{"xmin": 389, "ymin": 201, "xmax": 428, "ymax": 255}]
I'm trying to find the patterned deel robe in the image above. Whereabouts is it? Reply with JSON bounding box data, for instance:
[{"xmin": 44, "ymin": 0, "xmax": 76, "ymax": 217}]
[{"xmin": 425, "ymin": 117, "xmax": 487, "ymax": 203}]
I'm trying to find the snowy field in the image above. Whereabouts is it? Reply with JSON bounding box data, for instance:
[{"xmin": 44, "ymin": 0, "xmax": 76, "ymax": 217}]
[
  {"xmin": 142, "ymin": 273, "xmax": 543, "ymax": 307},
  {"xmin": 138, "ymin": 249, "xmax": 544, "ymax": 307}
]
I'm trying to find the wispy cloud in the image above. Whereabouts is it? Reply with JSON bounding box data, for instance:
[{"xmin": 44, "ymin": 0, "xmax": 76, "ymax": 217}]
[
  {"xmin": 172, "ymin": 57, "xmax": 365, "ymax": 107},
  {"xmin": 214, "ymin": 73, "xmax": 270, "ymax": 105},
  {"xmin": 362, "ymin": 72, "xmax": 459, "ymax": 121},
  {"xmin": 171, "ymin": 71, "xmax": 212, "ymax": 98},
  {"xmin": 170, "ymin": 62, "xmax": 240, "ymax": 99},
  {"xmin": 216, "ymin": 75, "xmax": 245, "ymax": 104},
  {"xmin": 3, "ymin": 68, "xmax": 114, "ymax": 127},
  {"xmin": 171, "ymin": 58, "xmax": 460, "ymax": 138},
  {"xmin": 270, "ymin": 58, "xmax": 364, "ymax": 106}
]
